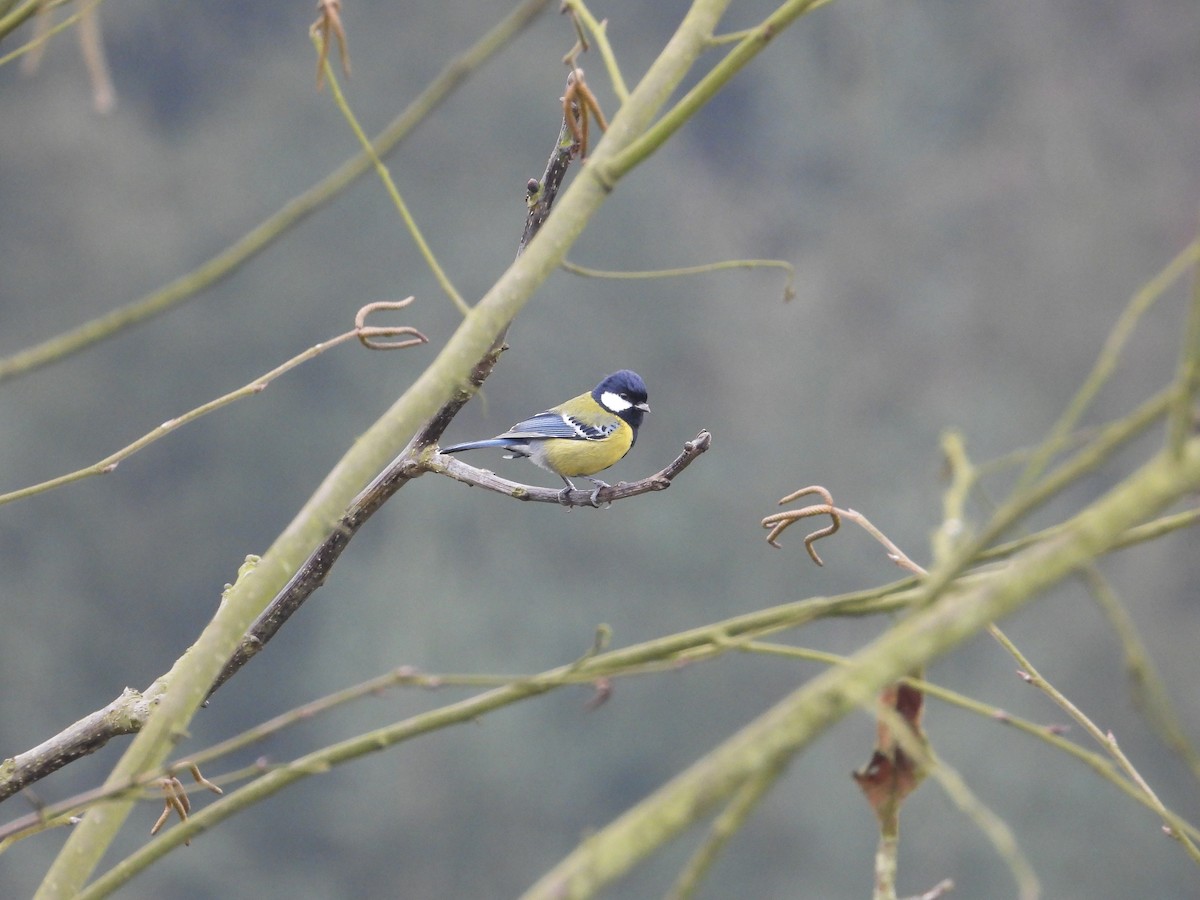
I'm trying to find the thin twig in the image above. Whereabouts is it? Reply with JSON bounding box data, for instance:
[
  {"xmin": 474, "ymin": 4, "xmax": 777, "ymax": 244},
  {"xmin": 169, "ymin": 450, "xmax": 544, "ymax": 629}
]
[
  {"xmin": 2, "ymin": 571, "xmax": 909, "ymax": 811},
  {"xmin": 665, "ymin": 761, "xmax": 787, "ymax": 900},
  {"xmin": 561, "ymin": 257, "xmax": 795, "ymax": 302},
  {"xmin": 0, "ymin": 0, "xmax": 550, "ymax": 382},
  {"xmin": 977, "ymin": 504, "xmax": 1200, "ymax": 565},
  {"xmin": 560, "ymin": 0, "xmax": 628, "ymax": 101},
  {"xmin": 740, "ymin": 639, "xmax": 1200, "ymax": 846},
  {"xmin": 72, "ymin": 590, "xmax": 919, "ymax": 897},
  {"xmin": 0, "ymin": 304, "xmax": 426, "ymax": 509},
  {"xmin": 2, "ymin": 0, "xmax": 96, "ymax": 69},
  {"xmin": 990, "ymin": 626, "xmax": 1200, "ymax": 867},
  {"xmin": 312, "ymin": 0, "xmax": 350, "ymax": 88},
  {"xmin": 1015, "ymin": 237, "xmax": 1200, "ymax": 491},
  {"xmin": 317, "ymin": 39, "xmax": 468, "ymax": 315},
  {"xmin": 876, "ymin": 709, "xmax": 1038, "ymax": 900},
  {"xmin": 933, "ymin": 429, "xmax": 976, "ymax": 564},
  {"xmin": 0, "ymin": 666, "xmax": 537, "ymax": 847},
  {"xmin": 1080, "ymin": 566, "xmax": 1200, "ymax": 785},
  {"xmin": 1168, "ymin": 235, "xmax": 1200, "ymax": 457}
]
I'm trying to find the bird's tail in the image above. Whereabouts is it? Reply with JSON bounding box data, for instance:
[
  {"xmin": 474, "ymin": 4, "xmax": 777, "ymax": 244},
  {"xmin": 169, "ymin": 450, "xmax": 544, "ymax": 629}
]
[{"xmin": 441, "ymin": 438, "xmax": 515, "ymax": 454}]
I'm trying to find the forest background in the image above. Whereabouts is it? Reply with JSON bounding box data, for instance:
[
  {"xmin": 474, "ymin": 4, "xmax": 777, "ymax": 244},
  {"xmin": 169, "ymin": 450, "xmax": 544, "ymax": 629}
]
[{"xmin": 1, "ymin": 0, "xmax": 1199, "ymax": 897}]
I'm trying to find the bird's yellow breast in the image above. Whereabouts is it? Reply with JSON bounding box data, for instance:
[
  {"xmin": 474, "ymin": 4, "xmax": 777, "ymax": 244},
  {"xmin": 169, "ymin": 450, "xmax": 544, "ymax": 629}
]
[{"xmin": 541, "ymin": 422, "xmax": 634, "ymax": 477}]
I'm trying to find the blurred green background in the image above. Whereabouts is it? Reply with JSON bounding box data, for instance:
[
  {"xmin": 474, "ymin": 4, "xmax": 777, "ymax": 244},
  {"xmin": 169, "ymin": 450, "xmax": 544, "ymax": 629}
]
[{"xmin": 2, "ymin": 1, "xmax": 1199, "ymax": 896}]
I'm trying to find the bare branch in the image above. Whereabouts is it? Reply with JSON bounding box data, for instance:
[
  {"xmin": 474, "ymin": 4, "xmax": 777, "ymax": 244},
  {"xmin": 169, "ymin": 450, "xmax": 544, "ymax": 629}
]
[
  {"xmin": 0, "ymin": 688, "xmax": 152, "ymax": 804},
  {"xmin": 426, "ymin": 429, "xmax": 712, "ymax": 506}
]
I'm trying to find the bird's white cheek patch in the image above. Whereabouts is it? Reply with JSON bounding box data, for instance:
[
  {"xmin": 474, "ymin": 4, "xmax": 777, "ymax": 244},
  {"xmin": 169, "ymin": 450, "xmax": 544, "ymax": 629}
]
[{"xmin": 601, "ymin": 391, "xmax": 632, "ymax": 413}]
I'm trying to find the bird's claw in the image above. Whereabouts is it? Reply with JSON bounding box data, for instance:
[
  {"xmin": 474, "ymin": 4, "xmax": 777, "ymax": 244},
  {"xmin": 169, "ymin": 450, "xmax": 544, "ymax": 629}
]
[
  {"xmin": 558, "ymin": 479, "xmax": 611, "ymax": 509},
  {"xmin": 587, "ymin": 479, "xmax": 611, "ymax": 509}
]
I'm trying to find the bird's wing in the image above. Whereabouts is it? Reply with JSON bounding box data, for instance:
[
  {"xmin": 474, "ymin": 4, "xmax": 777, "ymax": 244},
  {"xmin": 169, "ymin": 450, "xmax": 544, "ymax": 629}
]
[{"xmin": 499, "ymin": 410, "xmax": 616, "ymax": 442}]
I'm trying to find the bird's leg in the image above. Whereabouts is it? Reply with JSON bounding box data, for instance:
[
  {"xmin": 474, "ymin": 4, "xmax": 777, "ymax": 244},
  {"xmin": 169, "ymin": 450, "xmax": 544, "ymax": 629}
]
[{"xmin": 558, "ymin": 476, "xmax": 578, "ymax": 506}]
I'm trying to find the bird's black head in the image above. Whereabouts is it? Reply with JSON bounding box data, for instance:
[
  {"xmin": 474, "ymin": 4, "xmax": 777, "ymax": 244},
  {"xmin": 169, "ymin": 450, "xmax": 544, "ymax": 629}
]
[{"xmin": 594, "ymin": 370, "xmax": 650, "ymax": 431}]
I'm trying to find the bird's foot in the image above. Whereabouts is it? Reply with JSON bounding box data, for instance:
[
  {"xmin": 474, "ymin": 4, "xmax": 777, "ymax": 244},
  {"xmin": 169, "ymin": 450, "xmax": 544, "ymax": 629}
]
[
  {"xmin": 586, "ymin": 478, "xmax": 612, "ymax": 509},
  {"xmin": 558, "ymin": 480, "xmax": 577, "ymax": 508}
]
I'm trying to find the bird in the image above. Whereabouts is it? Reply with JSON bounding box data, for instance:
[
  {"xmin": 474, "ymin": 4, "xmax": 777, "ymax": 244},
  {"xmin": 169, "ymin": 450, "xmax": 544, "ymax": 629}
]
[{"xmin": 441, "ymin": 370, "xmax": 650, "ymax": 505}]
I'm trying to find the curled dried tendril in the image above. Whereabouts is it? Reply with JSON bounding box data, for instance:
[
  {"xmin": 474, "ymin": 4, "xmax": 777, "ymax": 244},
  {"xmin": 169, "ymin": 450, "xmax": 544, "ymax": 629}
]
[
  {"xmin": 761, "ymin": 485, "xmax": 841, "ymax": 566},
  {"xmin": 561, "ymin": 68, "xmax": 608, "ymax": 159},
  {"xmin": 355, "ymin": 297, "xmax": 429, "ymax": 350},
  {"xmin": 149, "ymin": 763, "xmax": 223, "ymax": 845},
  {"xmin": 312, "ymin": 0, "xmax": 351, "ymax": 89}
]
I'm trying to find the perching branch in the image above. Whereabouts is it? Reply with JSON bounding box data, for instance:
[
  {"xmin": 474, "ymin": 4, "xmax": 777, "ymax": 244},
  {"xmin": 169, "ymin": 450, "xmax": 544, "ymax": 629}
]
[
  {"xmin": 208, "ymin": 68, "xmax": 595, "ymax": 691},
  {"xmin": 209, "ymin": 68, "xmax": 692, "ymax": 690},
  {"xmin": 205, "ymin": 345, "xmax": 504, "ymax": 698},
  {"xmin": 425, "ymin": 429, "xmax": 712, "ymax": 506}
]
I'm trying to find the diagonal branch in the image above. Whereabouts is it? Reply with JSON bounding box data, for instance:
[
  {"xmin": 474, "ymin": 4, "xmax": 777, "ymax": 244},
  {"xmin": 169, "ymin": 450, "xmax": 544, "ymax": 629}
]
[
  {"xmin": 522, "ymin": 438, "xmax": 1200, "ymax": 899},
  {"xmin": 37, "ymin": 4, "xmax": 742, "ymax": 891},
  {"xmin": 210, "ymin": 75, "xmax": 609, "ymax": 692},
  {"xmin": 4, "ymin": 58, "xmax": 646, "ymax": 807}
]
